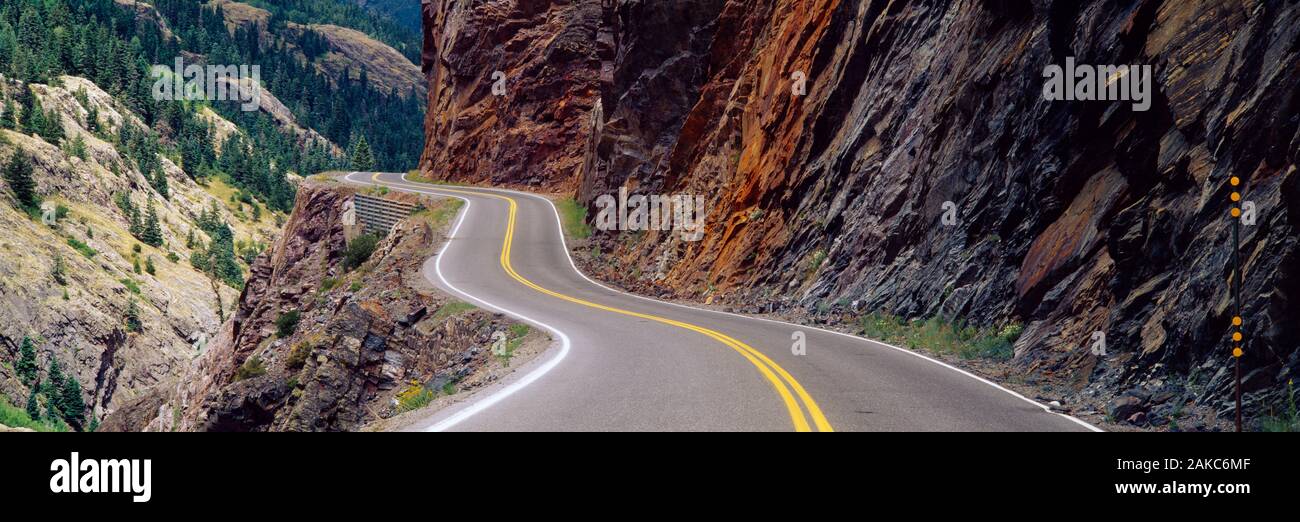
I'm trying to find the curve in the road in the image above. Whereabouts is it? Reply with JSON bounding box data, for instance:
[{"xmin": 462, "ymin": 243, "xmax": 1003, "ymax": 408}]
[
  {"xmin": 355, "ymin": 173, "xmax": 830, "ymax": 432},
  {"xmin": 345, "ymin": 172, "xmax": 1101, "ymax": 432}
]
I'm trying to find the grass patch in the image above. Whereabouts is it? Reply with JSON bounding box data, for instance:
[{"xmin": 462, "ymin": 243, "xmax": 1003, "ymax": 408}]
[
  {"xmin": 0, "ymin": 397, "xmax": 68, "ymax": 432},
  {"xmin": 859, "ymin": 313, "xmax": 1020, "ymax": 361},
  {"xmin": 67, "ymin": 238, "xmax": 97, "ymax": 258},
  {"xmin": 432, "ymin": 301, "xmax": 476, "ymax": 321},
  {"xmin": 394, "ymin": 381, "xmax": 437, "ymax": 413},
  {"xmin": 1260, "ymin": 380, "xmax": 1299, "ymax": 432},
  {"xmin": 806, "ymin": 249, "xmax": 827, "ymax": 278},
  {"xmin": 234, "ymin": 356, "xmax": 267, "ymax": 381},
  {"xmin": 412, "ymin": 199, "xmax": 465, "ymax": 229},
  {"xmin": 120, "ymin": 278, "xmax": 142, "ymax": 295},
  {"xmin": 404, "ymin": 170, "xmax": 437, "ymax": 184},
  {"xmin": 319, "ymin": 277, "xmax": 339, "ymax": 292},
  {"xmin": 495, "ymin": 323, "xmax": 532, "ymax": 366},
  {"xmin": 403, "ymin": 170, "xmax": 470, "ymax": 186},
  {"xmin": 555, "ymin": 197, "xmax": 591, "ymax": 240},
  {"xmin": 286, "ymin": 341, "xmax": 313, "ymax": 370}
]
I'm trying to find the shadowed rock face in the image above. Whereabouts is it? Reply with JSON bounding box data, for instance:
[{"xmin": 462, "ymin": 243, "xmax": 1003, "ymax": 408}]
[{"xmin": 421, "ymin": 1, "xmax": 1300, "ymax": 421}]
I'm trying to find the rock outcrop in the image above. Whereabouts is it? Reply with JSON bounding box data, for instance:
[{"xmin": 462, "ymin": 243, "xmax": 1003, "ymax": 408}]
[
  {"xmin": 104, "ymin": 182, "xmax": 522, "ymax": 431},
  {"xmin": 418, "ymin": 0, "xmax": 604, "ymax": 190},
  {"xmin": 420, "ymin": 0, "xmax": 1300, "ymax": 425}
]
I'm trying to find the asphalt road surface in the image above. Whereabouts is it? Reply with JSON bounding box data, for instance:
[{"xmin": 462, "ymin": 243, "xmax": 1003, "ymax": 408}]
[{"xmin": 344, "ymin": 172, "xmax": 1099, "ymax": 432}]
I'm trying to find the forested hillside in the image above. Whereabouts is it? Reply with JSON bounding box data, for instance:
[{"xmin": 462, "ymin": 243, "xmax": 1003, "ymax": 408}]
[
  {"xmin": 352, "ymin": 0, "xmax": 421, "ymax": 35},
  {"xmin": 0, "ymin": 0, "xmax": 423, "ymax": 187},
  {"xmin": 0, "ymin": 0, "xmax": 423, "ymax": 432}
]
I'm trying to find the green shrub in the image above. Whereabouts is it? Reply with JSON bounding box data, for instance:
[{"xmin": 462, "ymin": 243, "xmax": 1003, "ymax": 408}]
[
  {"xmin": 395, "ymin": 382, "xmax": 436, "ymax": 413},
  {"xmin": 234, "ymin": 356, "xmax": 267, "ymax": 381},
  {"xmin": 342, "ymin": 233, "xmax": 380, "ymax": 271},
  {"xmin": 1260, "ymin": 380, "xmax": 1299, "ymax": 432},
  {"xmin": 275, "ymin": 310, "xmax": 301, "ymax": 338},
  {"xmin": 556, "ymin": 198, "xmax": 591, "ymax": 240},
  {"xmin": 120, "ymin": 278, "xmax": 142, "ymax": 295},
  {"xmin": 319, "ymin": 277, "xmax": 339, "ymax": 292},
  {"xmin": 858, "ymin": 312, "xmax": 1020, "ymax": 362},
  {"xmin": 286, "ymin": 342, "xmax": 312, "ymax": 370},
  {"xmin": 66, "ymin": 238, "xmax": 96, "ymax": 258}
]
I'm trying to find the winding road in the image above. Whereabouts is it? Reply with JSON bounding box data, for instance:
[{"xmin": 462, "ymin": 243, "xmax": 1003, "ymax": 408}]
[{"xmin": 344, "ymin": 172, "xmax": 1099, "ymax": 432}]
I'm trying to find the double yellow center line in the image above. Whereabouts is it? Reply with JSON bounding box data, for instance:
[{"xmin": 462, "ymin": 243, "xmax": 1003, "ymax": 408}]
[{"xmin": 372, "ymin": 174, "xmax": 833, "ymax": 432}]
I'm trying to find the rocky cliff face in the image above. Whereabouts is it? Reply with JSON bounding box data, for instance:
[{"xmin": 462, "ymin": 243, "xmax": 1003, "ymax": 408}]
[
  {"xmin": 419, "ymin": 0, "xmax": 604, "ymax": 190},
  {"xmin": 104, "ymin": 182, "xmax": 521, "ymax": 431},
  {"xmin": 421, "ymin": 0, "xmax": 1300, "ymax": 425}
]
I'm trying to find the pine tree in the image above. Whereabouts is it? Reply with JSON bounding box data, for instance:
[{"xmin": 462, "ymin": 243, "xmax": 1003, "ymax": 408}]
[
  {"xmin": 38, "ymin": 106, "xmax": 63, "ymax": 143},
  {"xmin": 25, "ymin": 385, "xmax": 40, "ymax": 421},
  {"xmin": 42, "ymin": 359, "xmax": 64, "ymax": 409},
  {"xmin": 84, "ymin": 105, "xmax": 98, "ymax": 134},
  {"xmin": 3, "ymin": 150, "xmax": 38, "ymax": 211},
  {"xmin": 51, "ymin": 253, "xmax": 67, "ymax": 285},
  {"xmin": 15, "ymin": 85, "xmax": 33, "ymax": 131},
  {"xmin": 350, "ymin": 135, "xmax": 374, "ymax": 171},
  {"xmin": 152, "ymin": 167, "xmax": 169, "ymax": 199},
  {"xmin": 129, "ymin": 206, "xmax": 143, "ymax": 238},
  {"xmin": 145, "ymin": 256, "xmax": 156, "ymax": 275},
  {"xmin": 125, "ymin": 299, "xmax": 142, "ymax": 333},
  {"xmin": 142, "ymin": 199, "xmax": 164, "ymax": 247},
  {"xmin": 67, "ymin": 134, "xmax": 86, "ymax": 160},
  {"xmin": 0, "ymin": 98, "xmax": 15, "ymax": 129},
  {"xmin": 60, "ymin": 377, "xmax": 85, "ymax": 428},
  {"xmin": 186, "ymin": 228, "xmax": 195, "ymax": 249},
  {"xmin": 16, "ymin": 336, "xmax": 38, "ymax": 384}
]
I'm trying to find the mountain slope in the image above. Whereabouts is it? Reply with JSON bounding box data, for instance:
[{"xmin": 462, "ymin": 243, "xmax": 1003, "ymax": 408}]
[{"xmin": 0, "ymin": 0, "xmax": 427, "ymax": 431}]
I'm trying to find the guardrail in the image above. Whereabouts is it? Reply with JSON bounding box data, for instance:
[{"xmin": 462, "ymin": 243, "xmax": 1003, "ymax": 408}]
[{"xmin": 353, "ymin": 194, "xmax": 418, "ymax": 235}]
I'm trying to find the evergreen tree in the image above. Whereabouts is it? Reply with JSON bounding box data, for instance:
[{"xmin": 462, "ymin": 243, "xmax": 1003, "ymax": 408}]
[
  {"xmin": 84, "ymin": 105, "xmax": 98, "ymax": 134},
  {"xmin": 41, "ymin": 359, "xmax": 64, "ymax": 408},
  {"xmin": 145, "ymin": 256, "xmax": 156, "ymax": 275},
  {"xmin": 59, "ymin": 377, "xmax": 85, "ymax": 428},
  {"xmin": 142, "ymin": 199, "xmax": 164, "ymax": 247},
  {"xmin": 51, "ymin": 253, "xmax": 67, "ymax": 285},
  {"xmin": 3, "ymin": 150, "xmax": 38, "ymax": 211},
  {"xmin": 125, "ymin": 300, "xmax": 143, "ymax": 333},
  {"xmin": 67, "ymin": 133, "xmax": 87, "ymax": 160},
  {"xmin": 0, "ymin": 98, "xmax": 14, "ymax": 129},
  {"xmin": 15, "ymin": 85, "xmax": 33, "ymax": 131},
  {"xmin": 152, "ymin": 167, "xmax": 169, "ymax": 199},
  {"xmin": 37, "ymin": 105, "xmax": 63, "ymax": 142},
  {"xmin": 15, "ymin": 335, "xmax": 38, "ymax": 384},
  {"xmin": 25, "ymin": 385, "xmax": 40, "ymax": 421},
  {"xmin": 350, "ymin": 135, "xmax": 374, "ymax": 171}
]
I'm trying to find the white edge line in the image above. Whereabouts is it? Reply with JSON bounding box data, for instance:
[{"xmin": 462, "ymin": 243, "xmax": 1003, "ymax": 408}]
[
  {"xmin": 399, "ymin": 173, "xmax": 1104, "ymax": 433},
  {"xmin": 344, "ymin": 172, "xmax": 571, "ymax": 432}
]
